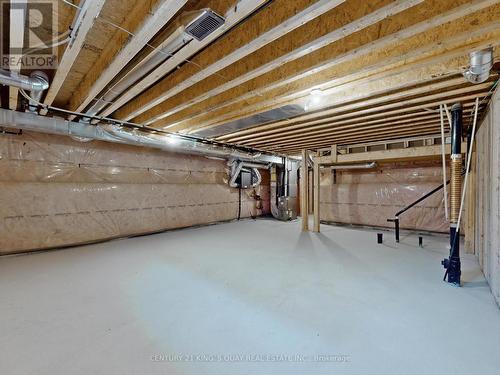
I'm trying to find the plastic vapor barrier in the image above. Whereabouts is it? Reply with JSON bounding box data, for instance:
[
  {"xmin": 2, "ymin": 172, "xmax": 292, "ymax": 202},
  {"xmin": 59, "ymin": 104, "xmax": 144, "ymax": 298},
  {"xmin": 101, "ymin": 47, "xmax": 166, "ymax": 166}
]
[
  {"xmin": 0, "ymin": 131, "xmax": 270, "ymax": 254},
  {"xmin": 320, "ymin": 160, "xmax": 452, "ymax": 233}
]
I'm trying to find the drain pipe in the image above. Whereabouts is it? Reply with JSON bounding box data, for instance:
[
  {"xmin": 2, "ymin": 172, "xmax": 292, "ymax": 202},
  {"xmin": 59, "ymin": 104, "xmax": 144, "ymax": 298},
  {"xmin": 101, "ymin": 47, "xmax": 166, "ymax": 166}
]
[
  {"xmin": 442, "ymin": 103, "xmax": 462, "ymax": 286},
  {"xmin": 0, "ymin": 69, "xmax": 49, "ymax": 112}
]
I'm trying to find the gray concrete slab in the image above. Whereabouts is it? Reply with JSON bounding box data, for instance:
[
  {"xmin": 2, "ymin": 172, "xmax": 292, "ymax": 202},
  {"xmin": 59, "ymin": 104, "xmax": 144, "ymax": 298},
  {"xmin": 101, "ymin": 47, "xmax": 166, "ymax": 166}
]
[{"xmin": 1, "ymin": 219, "xmax": 499, "ymax": 375}]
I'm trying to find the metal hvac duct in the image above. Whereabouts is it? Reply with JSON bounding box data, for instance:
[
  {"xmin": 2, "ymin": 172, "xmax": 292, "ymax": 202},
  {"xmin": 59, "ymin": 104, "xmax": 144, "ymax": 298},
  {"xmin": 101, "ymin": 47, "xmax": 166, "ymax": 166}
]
[
  {"xmin": 0, "ymin": 109, "xmax": 283, "ymax": 164},
  {"xmin": 0, "ymin": 69, "xmax": 49, "ymax": 112},
  {"xmin": 442, "ymin": 102, "xmax": 462, "ymax": 286},
  {"xmin": 463, "ymin": 48, "xmax": 494, "ymax": 84},
  {"xmin": 85, "ymin": 9, "xmax": 225, "ymax": 118},
  {"xmin": 270, "ymin": 160, "xmax": 298, "ymax": 221},
  {"xmin": 228, "ymin": 160, "xmax": 269, "ymax": 188},
  {"xmin": 0, "ymin": 69, "xmax": 48, "ymax": 92}
]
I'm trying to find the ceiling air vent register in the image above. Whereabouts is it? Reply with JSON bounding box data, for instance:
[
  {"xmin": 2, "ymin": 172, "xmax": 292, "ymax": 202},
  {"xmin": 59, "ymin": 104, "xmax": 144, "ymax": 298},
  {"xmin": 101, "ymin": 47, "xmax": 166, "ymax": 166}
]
[{"xmin": 185, "ymin": 10, "xmax": 225, "ymax": 41}]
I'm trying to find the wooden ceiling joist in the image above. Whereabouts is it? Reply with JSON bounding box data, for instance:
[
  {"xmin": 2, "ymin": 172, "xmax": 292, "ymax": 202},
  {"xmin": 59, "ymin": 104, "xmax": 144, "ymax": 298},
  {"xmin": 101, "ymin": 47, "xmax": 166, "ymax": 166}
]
[
  {"xmin": 80, "ymin": 0, "xmax": 268, "ymax": 119},
  {"xmin": 134, "ymin": 0, "xmax": 425, "ymax": 126},
  {"xmin": 8, "ymin": 0, "xmax": 26, "ymax": 110},
  {"xmin": 266, "ymin": 115, "xmax": 475, "ymax": 151},
  {"xmin": 243, "ymin": 94, "xmax": 487, "ymax": 151},
  {"xmin": 279, "ymin": 128, "xmax": 457, "ymax": 155},
  {"xmin": 273, "ymin": 115, "xmax": 478, "ymax": 153},
  {"xmin": 233, "ymin": 83, "xmax": 493, "ymax": 146},
  {"xmin": 216, "ymin": 75, "xmax": 495, "ymax": 146},
  {"xmin": 101, "ymin": 0, "xmax": 346, "ymax": 120},
  {"xmin": 313, "ymin": 142, "xmax": 469, "ymax": 164},
  {"xmin": 26, "ymin": 0, "xmax": 500, "ymax": 155},
  {"xmin": 41, "ymin": 0, "xmax": 107, "ymax": 112},
  {"xmin": 66, "ymin": 0, "xmax": 188, "ymax": 118},
  {"xmin": 182, "ymin": 24, "xmax": 499, "ymax": 135},
  {"xmin": 249, "ymin": 104, "xmax": 479, "ymax": 148},
  {"xmin": 155, "ymin": 0, "xmax": 500, "ymax": 133},
  {"xmin": 221, "ymin": 76, "xmax": 471, "ymax": 143}
]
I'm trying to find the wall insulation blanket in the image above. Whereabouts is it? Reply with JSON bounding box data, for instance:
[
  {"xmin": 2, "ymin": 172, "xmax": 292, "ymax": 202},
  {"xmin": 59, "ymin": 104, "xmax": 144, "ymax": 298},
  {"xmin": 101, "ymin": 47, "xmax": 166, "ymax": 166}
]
[
  {"xmin": 0, "ymin": 131, "xmax": 270, "ymax": 254},
  {"xmin": 320, "ymin": 160, "xmax": 451, "ymax": 233}
]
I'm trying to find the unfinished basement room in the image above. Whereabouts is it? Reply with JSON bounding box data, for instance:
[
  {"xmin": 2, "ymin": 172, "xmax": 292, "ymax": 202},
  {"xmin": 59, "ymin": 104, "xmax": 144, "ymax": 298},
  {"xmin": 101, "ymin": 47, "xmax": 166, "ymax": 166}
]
[{"xmin": 1, "ymin": 0, "xmax": 500, "ymax": 374}]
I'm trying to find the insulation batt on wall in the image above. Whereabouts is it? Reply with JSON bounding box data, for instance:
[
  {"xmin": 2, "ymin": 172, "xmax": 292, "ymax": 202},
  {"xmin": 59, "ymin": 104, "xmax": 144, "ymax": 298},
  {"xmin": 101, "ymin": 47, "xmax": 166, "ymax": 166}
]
[
  {"xmin": 474, "ymin": 86, "xmax": 500, "ymax": 305},
  {"xmin": 0, "ymin": 131, "xmax": 270, "ymax": 254},
  {"xmin": 319, "ymin": 160, "xmax": 454, "ymax": 233}
]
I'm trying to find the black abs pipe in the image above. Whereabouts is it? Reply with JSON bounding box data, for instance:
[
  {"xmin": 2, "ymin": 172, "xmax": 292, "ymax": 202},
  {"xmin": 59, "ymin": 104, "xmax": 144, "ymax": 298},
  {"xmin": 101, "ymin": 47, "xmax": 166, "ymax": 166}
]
[
  {"xmin": 451, "ymin": 103, "xmax": 462, "ymax": 155},
  {"xmin": 442, "ymin": 103, "xmax": 462, "ymax": 286}
]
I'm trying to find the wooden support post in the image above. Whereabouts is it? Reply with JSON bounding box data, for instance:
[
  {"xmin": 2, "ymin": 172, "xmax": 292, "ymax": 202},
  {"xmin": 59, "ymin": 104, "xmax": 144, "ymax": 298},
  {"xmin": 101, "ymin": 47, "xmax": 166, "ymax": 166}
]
[
  {"xmin": 313, "ymin": 160, "xmax": 320, "ymax": 232},
  {"xmin": 465, "ymin": 149, "xmax": 476, "ymax": 253},
  {"xmin": 301, "ymin": 150, "xmax": 309, "ymax": 231},
  {"xmin": 331, "ymin": 144, "xmax": 338, "ymax": 162},
  {"xmin": 308, "ymin": 169, "xmax": 314, "ymax": 214}
]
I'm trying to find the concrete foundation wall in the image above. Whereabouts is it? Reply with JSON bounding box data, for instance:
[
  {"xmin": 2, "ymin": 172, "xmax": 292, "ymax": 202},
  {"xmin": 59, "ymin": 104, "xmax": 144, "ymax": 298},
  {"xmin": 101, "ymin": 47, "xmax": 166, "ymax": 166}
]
[
  {"xmin": 475, "ymin": 87, "xmax": 500, "ymax": 305},
  {"xmin": 0, "ymin": 131, "xmax": 270, "ymax": 254},
  {"xmin": 320, "ymin": 160, "xmax": 449, "ymax": 233}
]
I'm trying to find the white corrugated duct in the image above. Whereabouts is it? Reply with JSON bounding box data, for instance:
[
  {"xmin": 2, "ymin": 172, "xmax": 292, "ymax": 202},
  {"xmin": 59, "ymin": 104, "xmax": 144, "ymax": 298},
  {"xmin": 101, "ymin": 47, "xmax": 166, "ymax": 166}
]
[{"xmin": 0, "ymin": 109, "xmax": 283, "ymax": 164}]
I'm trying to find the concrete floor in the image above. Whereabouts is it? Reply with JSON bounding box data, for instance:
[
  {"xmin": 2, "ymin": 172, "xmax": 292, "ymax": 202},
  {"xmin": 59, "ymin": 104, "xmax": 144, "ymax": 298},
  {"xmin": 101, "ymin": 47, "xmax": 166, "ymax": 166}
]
[{"xmin": 1, "ymin": 219, "xmax": 500, "ymax": 375}]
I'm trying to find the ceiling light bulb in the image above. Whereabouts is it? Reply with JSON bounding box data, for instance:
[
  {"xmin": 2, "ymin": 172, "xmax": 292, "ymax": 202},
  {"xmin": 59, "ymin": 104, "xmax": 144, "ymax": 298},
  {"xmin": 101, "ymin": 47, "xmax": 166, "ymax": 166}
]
[{"xmin": 310, "ymin": 89, "xmax": 324, "ymax": 96}]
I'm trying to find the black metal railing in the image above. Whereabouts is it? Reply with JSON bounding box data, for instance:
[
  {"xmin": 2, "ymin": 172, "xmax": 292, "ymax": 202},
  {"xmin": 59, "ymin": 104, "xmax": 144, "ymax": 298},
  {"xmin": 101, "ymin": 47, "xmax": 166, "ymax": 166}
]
[{"xmin": 387, "ymin": 180, "xmax": 451, "ymax": 242}]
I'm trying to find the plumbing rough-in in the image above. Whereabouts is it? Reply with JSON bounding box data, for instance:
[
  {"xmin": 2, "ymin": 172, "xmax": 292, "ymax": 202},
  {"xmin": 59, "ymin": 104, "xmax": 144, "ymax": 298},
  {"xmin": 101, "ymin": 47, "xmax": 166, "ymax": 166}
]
[{"xmin": 442, "ymin": 102, "xmax": 462, "ymax": 286}]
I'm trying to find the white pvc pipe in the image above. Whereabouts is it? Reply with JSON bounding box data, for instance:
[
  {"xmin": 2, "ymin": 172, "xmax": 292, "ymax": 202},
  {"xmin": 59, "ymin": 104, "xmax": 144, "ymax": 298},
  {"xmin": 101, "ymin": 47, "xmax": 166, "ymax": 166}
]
[
  {"xmin": 456, "ymin": 97, "xmax": 480, "ymax": 233},
  {"xmin": 439, "ymin": 104, "xmax": 449, "ymax": 221},
  {"xmin": 443, "ymin": 103, "xmax": 453, "ymax": 128}
]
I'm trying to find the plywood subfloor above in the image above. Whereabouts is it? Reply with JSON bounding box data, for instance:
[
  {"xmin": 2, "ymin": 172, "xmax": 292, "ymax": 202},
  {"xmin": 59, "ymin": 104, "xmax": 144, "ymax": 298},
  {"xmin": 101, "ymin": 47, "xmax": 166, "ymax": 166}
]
[{"xmin": 14, "ymin": 0, "xmax": 500, "ymax": 155}]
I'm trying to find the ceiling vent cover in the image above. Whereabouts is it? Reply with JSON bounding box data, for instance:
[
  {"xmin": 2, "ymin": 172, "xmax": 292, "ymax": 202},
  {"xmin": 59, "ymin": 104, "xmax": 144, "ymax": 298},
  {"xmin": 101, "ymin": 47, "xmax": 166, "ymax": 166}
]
[{"xmin": 185, "ymin": 10, "xmax": 225, "ymax": 41}]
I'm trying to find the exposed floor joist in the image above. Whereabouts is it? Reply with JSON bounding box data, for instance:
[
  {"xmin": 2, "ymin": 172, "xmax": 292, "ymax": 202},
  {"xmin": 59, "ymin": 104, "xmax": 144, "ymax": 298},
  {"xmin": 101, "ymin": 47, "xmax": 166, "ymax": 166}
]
[
  {"xmin": 176, "ymin": 18, "xmax": 500, "ymax": 134},
  {"xmin": 41, "ymin": 0, "xmax": 106, "ymax": 113},
  {"xmin": 220, "ymin": 76, "xmax": 476, "ymax": 143},
  {"xmin": 133, "ymin": 0, "xmax": 424, "ymax": 126},
  {"xmin": 234, "ymin": 85, "xmax": 493, "ymax": 148},
  {"xmin": 66, "ymin": 0, "xmax": 188, "ymax": 118},
  {"xmin": 100, "ymin": 0, "xmax": 345, "ymax": 120},
  {"xmin": 26, "ymin": 0, "xmax": 500, "ymax": 155},
  {"xmin": 149, "ymin": 0, "xmax": 500, "ymax": 133},
  {"xmin": 8, "ymin": 0, "xmax": 27, "ymax": 110}
]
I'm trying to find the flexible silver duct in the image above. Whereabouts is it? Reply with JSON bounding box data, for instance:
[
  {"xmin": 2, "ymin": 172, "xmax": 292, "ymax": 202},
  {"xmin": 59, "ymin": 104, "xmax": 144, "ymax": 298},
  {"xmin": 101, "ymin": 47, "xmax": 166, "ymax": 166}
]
[
  {"xmin": 27, "ymin": 71, "xmax": 49, "ymax": 113},
  {"xmin": 0, "ymin": 109, "xmax": 282, "ymax": 163},
  {"xmin": 0, "ymin": 69, "xmax": 49, "ymax": 91},
  {"xmin": 0, "ymin": 69, "xmax": 49, "ymax": 112},
  {"xmin": 228, "ymin": 160, "xmax": 270, "ymax": 187},
  {"xmin": 463, "ymin": 48, "xmax": 494, "ymax": 84}
]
